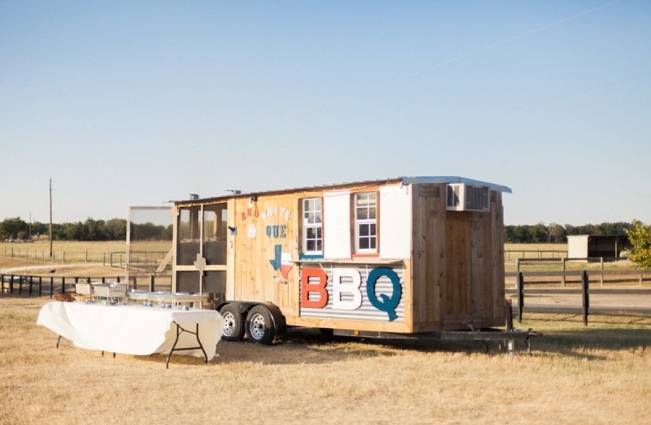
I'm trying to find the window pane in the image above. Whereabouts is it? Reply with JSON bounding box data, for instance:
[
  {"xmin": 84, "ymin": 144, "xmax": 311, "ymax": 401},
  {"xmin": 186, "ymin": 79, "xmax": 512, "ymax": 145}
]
[
  {"xmin": 368, "ymin": 192, "xmax": 377, "ymax": 205},
  {"xmin": 369, "ymin": 207, "xmax": 376, "ymax": 219},
  {"xmin": 359, "ymin": 223, "xmax": 369, "ymax": 237},
  {"xmin": 356, "ymin": 208, "xmax": 368, "ymax": 220},
  {"xmin": 359, "ymin": 238, "xmax": 369, "ymax": 249},
  {"xmin": 370, "ymin": 223, "xmax": 376, "ymax": 236},
  {"xmin": 369, "ymin": 237, "xmax": 376, "ymax": 249},
  {"xmin": 356, "ymin": 193, "xmax": 368, "ymax": 206},
  {"xmin": 302, "ymin": 197, "xmax": 323, "ymax": 254}
]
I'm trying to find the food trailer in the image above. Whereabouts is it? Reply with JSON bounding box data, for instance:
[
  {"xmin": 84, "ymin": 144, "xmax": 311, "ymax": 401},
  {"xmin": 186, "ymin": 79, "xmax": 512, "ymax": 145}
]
[{"xmin": 171, "ymin": 176, "xmax": 511, "ymax": 344}]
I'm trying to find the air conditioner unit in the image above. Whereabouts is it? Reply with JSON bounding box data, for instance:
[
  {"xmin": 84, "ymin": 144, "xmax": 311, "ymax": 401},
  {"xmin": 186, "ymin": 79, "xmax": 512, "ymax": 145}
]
[{"xmin": 446, "ymin": 184, "xmax": 490, "ymax": 212}]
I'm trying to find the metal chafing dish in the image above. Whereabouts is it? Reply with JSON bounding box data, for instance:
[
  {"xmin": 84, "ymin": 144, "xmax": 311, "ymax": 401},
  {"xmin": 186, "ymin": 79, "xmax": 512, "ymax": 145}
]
[
  {"xmin": 127, "ymin": 290, "xmax": 208, "ymax": 309},
  {"xmin": 93, "ymin": 282, "xmax": 128, "ymax": 304},
  {"xmin": 75, "ymin": 282, "xmax": 93, "ymax": 296},
  {"xmin": 128, "ymin": 289, "xmax": 151, "ymax": 302}
]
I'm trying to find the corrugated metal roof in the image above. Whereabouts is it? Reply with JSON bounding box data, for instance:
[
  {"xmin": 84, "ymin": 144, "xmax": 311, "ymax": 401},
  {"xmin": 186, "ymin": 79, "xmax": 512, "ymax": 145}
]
[{"xmin": 172, "ymin": 175, "xmax": 512, "ymax": 205}]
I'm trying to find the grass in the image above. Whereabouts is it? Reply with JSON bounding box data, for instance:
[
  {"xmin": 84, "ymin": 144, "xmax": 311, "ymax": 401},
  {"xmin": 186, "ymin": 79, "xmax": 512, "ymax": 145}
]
[{"xmin": 1, "ymin": 297, "xmax": 650, "ymax": 425}]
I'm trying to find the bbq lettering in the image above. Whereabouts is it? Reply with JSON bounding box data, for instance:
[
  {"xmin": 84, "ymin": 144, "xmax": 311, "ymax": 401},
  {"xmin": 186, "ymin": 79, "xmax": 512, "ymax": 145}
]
[{"xmin": 300, "ymin": 266, "xmax": 402, "ymax": 321}]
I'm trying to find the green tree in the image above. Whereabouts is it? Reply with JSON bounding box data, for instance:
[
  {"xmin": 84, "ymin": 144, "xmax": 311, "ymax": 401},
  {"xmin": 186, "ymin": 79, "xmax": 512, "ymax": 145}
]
[
  {"xmin": 0, "ymin": 218, "xmax": 29, "ymax": 240},
  {"xmin": 547, "ymin": 223, "xmax": 567, "ymax": 243},
  {"xmin": 626, "ymin": 220, "xmax": 651, "ymax": 269}
]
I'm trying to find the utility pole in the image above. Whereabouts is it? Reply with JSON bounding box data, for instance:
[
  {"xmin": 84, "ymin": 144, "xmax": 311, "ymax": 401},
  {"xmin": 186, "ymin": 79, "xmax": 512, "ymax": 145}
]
[{"xmin": 49, "ymin": 178, "xmax": 53, "ymax": 258}]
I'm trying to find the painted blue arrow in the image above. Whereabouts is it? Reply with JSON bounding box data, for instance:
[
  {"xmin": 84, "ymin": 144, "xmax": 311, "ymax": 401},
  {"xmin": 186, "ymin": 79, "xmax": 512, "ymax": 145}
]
[{"xmin": 269, "ymin": 244, "xmax": 282, "ymax": 271}]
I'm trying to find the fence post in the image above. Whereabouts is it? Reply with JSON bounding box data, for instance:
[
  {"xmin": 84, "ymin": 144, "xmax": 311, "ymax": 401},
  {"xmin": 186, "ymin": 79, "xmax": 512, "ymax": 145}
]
[
  {"xmin": 18, "ymin": 276, "xmax": 23, "ymax": 295},
  {"xmin": 517, "ymin": 271, "xmax": 524, "ymax": 323},
  {"xmin": 582, "ymin": 270, "xmax": 589, "ymax": 326},
  {"xmin": 149, "ymin": 274, "xmax": 155, "ymax": 292},
  {"xmin": 101, "ymin": 276, "xmax": 106, "ymax": 283},
  {"xmin": 0, "ymin": 274, "xmax": 3, "ymax": 295},
  {"xmin": 38, "ymin": 276, "xmax": 43, "ymax": 297},
  {"xmin": 61, "ymin": 277, "xmax": 65, "ymax": 294},
  {"xmin": 116, "ymin": 276, "xmax": 121, "ymax": 283},
  {"xmin": 9, "ymin": 275, "xmax": 14, "ymax": 294},
  {"xmin": 28, "ymin": 276, "xmax": 33, "ymax": 296},
  {"xmin": 561, "ymin": 257, "xmax": 566, "ymax": 287},
  {"xmin": 132, "ymin": 276, "xmax": 137, "ymax": 290},
  {"xmin": 516, "ymin": 258, "xmax": 520, "ymax": 274},
  {"xmin": 600, "ymin": 257, "xmax": 604, "ymax": 287},
  {"xmin": 505, "ymin": 299, "xmax": 514, "ymax": 331},
  {"xmin": 49, "ymin": 277, "xmax": 54, "ymax": 298}
]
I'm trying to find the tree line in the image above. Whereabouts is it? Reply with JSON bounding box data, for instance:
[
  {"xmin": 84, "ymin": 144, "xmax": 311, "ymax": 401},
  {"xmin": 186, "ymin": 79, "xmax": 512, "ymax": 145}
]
[
  {"xmin": 505, "ymin": 222, "xmax": 634, "ymax": 243},
  {"xmin": 0, "ymin": 216, "xmax": 641, "ymax": 244},
  {"xmin": 0, "ymin": 217, "xmax": 172, "ymax": 241}
]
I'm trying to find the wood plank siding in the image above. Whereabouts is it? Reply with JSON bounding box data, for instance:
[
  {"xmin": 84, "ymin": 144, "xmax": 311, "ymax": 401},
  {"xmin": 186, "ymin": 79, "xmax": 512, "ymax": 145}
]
[{"xmin": 411, "ymin": 183, "xmax": 505, "ymax": 331}]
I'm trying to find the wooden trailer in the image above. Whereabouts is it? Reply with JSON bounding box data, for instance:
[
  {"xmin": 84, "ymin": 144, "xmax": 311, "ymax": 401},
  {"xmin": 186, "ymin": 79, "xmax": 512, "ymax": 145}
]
[{"xmin": 171, "ymin": 176, "xmax": 511, "ymax": 344}]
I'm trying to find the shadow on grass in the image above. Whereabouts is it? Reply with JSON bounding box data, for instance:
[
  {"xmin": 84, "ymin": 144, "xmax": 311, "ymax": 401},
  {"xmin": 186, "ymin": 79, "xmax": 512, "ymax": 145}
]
[
  {"xmin": 137, "ymin": 323, "xmax": 651, "ymax": 367},
  {"xmin": 111, "ymin": 313, "xmax": 651, "ymax": 367}
]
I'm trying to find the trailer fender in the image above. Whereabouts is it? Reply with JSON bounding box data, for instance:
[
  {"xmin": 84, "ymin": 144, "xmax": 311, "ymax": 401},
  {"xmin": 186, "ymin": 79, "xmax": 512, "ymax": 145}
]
[{"xmin": 215, "ymin": 301, "xmax": 257, "ymax": 316}]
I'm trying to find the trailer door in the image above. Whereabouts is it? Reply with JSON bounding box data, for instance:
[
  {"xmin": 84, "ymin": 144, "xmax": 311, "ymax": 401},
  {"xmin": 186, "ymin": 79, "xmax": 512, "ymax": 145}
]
[{"xmin": 174, "ymin": 203, "xmax": 228, "ymax": 303}]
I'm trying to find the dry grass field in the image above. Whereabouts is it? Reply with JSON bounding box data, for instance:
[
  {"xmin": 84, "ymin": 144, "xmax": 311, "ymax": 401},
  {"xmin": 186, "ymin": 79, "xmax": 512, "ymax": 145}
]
[
  {"xmin": 1, "ymin": 297, "xmax": 650, "ymax": 425},
  {"xmin": 0, "ymin": 240, "xmax": 170, "ymax": 264}
]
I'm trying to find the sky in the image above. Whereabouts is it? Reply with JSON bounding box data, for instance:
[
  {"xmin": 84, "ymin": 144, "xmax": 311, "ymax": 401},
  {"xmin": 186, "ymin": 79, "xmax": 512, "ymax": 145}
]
[{"xmin": 0, "ymin": 0, "xmax": 649, "ymax": 225}]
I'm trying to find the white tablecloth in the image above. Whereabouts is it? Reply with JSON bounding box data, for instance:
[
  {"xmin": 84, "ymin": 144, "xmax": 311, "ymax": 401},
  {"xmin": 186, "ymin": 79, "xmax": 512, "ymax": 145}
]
[{"xmin": 37, "ymin": 302, "xmax": 224, "ymax": 360}]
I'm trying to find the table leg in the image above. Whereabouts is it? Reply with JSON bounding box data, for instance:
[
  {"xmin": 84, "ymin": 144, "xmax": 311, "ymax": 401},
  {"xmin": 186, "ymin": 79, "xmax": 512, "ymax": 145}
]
[
  {"xmin": 166, "ymin": 324, "xmax": 181, "ymax": 369},
  {"xmin": 165, "ymin": 322, "xmax": 208, "ymax": 369},
  {"xmin": 196, "ymin": 323, "xmax": 208, "ymax": 364}
]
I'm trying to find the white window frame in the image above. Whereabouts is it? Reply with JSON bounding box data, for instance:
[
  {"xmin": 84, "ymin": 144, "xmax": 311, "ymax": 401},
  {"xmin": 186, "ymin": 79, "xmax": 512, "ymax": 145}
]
[
  {"xmin": 354, "ymin": 192, "xmax": 378, "ymax": 254},
  {"xmin": 302, "ymin": 198, "xmax": 323, "ymax": 256}
]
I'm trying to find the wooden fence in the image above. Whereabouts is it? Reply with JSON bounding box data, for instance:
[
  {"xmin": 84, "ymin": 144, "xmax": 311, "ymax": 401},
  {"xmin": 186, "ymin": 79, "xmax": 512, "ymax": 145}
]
[
  {"xmin": 508, "ymin": 271, "xmax": 651, "ymax": 324},
  {"xmin": 506, "ymin": 256, "xmax": 646, "ymax": 287},
  {"xmin": 0, "ymin": 245, "xmax": 168, "ymax": 269},
  {"xmin": 504, "ymin": 249, "xmax": 567, "ymax": 261},
  {"xmin": 0, "ymin": 273, "xmax": 172, "ymax": 298}
]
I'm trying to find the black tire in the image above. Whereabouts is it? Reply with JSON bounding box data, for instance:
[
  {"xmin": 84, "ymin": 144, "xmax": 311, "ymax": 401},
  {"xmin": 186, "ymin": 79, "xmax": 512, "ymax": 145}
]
[
  {"xmin": 219, "ymin": 304, "xmax": 245, "ymax": 341},
  {"xmin": 245, "ymin": 305, "xmax": 276, "ymax": 345}
]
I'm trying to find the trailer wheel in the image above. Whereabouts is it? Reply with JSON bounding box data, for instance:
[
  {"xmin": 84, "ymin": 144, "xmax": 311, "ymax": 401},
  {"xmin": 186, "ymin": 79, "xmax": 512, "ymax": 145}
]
[
  {"xmin": 245, "ymin": 305, "xmax": 276, "ymax": 345},
  {"xmin": 219, "ymin": 304, "xmax": 245, "ymax": 341}
]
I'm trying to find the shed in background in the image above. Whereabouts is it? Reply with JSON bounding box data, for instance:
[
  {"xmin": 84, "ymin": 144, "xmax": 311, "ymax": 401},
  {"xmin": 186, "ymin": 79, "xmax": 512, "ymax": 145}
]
[{"xmin": 567, "ymin": 235, "xmax": 629, "ymax": 261}]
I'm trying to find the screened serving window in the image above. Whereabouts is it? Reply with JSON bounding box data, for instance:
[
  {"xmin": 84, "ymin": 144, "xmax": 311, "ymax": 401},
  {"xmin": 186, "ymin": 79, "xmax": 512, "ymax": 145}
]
[
  {"xmin": 302, "ymin": 198, "xmax": 323, "ymax": 256},
  {"xmin": 354, "ymin": 192, "xmax": 377, "ymax": 253},
  {"xmin": 177, "ymin": 206, "xmax": 200, "ymax": 265},
  {"xmin": 203, "ymin": 203, "xmax": 227, "ymax": 265}
]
